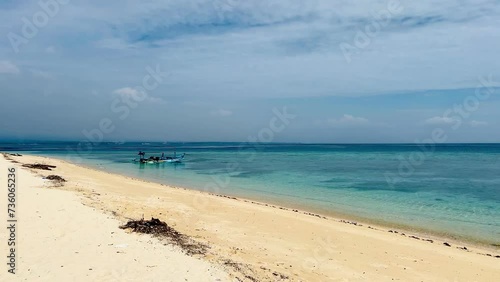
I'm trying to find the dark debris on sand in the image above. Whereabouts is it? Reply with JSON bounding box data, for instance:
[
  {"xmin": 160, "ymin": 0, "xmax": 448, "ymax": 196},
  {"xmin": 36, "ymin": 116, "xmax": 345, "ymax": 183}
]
[
  {"xmin": 223, "ymin": 260, "xmax": 259, "ymax": 282},
  {"xmin": 2, "ymin": 153, "xmax": 20, "ymax": 163},
  {"xmin": 22, "ymin": 163, "xmax": 57, "ymax": 170},
  {"xmin": 120, "ymin": 217, "xmax": 208, "ymax": 256},
  {"xmin": 45, "ymin": 175, "xmax": 66, "ymax": 182},
  {"xmin": 3, "ymin": 153, "xmax": 22, "ymax": 157}
]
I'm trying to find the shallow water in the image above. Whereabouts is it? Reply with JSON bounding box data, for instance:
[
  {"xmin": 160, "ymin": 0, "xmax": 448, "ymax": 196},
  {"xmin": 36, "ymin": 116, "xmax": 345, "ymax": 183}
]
[{"xmin": 2, "ymin": 142, "xmax": 499, "ymax": 245}]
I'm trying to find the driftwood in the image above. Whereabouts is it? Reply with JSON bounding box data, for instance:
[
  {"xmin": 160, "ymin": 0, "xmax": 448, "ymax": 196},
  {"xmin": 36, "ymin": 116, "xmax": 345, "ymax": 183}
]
[
  {"xmin": 120, "ymin": 217, "xmax": 208, "ymax": 255},
  {"xmin": 22, "ymin": 164, "xmax": 57, "ymax": 171}
]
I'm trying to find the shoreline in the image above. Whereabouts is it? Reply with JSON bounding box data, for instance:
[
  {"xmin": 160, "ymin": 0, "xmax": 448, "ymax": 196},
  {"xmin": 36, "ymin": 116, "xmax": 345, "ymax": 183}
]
[
  {"xmin": 0, "ymin": 153, "xmax": 231, "ymax": 281},
  {"xmin": 28, "ymin": 152, "xmax": 500, "ymax": 250},
  {"xmin": 2, "ymin": 152, "xmax": 500, "ymax": 281}
]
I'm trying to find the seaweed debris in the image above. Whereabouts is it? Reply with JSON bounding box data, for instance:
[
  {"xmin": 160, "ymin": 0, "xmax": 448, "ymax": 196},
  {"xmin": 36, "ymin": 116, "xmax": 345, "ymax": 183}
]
[
  {"xmin": 119, "ymin": 217, "xmax": 208, "ymax": 255},
  {"xmin": 23, "ymin": 164, "xmax": 57, "ymax": 171},
  {"xmin": 45, "ymin": 175, "xmax": 66, "ymax": 182}
]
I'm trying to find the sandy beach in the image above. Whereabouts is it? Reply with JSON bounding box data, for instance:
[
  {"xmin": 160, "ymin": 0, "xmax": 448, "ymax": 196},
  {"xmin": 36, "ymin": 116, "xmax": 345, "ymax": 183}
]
[
  {"xmin": 1, "ymin": 153, "xmax": 499, "ymax": 281},
  {"xmin": 0, "ymin": 154, "xmax": 230, "ymax": 282}
]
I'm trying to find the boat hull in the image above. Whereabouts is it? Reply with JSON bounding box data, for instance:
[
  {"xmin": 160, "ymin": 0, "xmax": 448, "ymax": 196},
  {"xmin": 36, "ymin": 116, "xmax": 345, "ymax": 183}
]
[{"xmin": 133, "ymin": 154, "xmax": 185, "ymax": 164}]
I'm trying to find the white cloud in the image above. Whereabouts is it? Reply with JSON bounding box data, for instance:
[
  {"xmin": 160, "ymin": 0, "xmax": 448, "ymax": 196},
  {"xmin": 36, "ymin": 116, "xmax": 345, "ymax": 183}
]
[
  {"xmin": 148, "ymin": 97, "xmax": 166, "ymax": 103},
  {"xmin": 113, "ymin": 87, "xmax": 139, "ymax": 97},
  {"xmin": 210, "ymin": 109, "xmax": 233, "ymax": 117},
  {"xmin": 46, "ymin": 46, "xmax": 56, "ymax": 53},
  {"xmin": 30, "ymin": 69, "xmax": 54, "ymax": 80},
  {"xmin": 327, "ymin": 114, "xmax": 369, "ymax": 127},
  {"xmin": 424, "ymin": 116, "xmax": 458, "ymax": 125},
  {"xmin": 113, "ymin": 87, "xmax": 165, "ymax": 103},
  {"xmin": 469, "ymin": 120, "xmax": 488, "ymax": 127},
  {"xmin": 1, "ymin": 1, "xmax": 500, "ymax": 142},
  {"xmin": 0, "ymin": 61, "xmax": 20, "ymax": 74},
  {"xmin": 1, "ymin": 0, "xmax": 499, "ymax": 99}
]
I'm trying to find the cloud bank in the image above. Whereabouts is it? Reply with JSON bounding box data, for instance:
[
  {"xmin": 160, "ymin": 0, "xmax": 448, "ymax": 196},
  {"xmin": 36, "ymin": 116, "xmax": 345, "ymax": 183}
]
[{"xmin": 0, "ymin": 1, "xmax": 499, "ymax": 142}]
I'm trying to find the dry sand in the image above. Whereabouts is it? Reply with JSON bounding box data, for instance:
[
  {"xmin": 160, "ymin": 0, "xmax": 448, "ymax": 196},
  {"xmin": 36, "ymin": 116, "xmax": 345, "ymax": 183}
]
[
  {"xmin": 1, "ymin": 153, "xmax": 499, "ymax": 281},
  {"xmin": 0, "ymin": 155, "xmax": 229, "ymax": 282}
]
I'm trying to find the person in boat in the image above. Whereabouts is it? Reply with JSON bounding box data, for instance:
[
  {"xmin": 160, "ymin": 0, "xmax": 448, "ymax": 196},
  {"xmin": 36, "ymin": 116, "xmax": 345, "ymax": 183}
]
[{"xmin": 138, "ymin": 151, "xmax": 146, "ymax": 160}]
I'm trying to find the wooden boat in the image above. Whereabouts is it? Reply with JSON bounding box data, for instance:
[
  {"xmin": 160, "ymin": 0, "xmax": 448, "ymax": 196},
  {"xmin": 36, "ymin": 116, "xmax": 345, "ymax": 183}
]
[{"xmin": 133, "ymin": 151, "xmax": 185, "ymax": 164}]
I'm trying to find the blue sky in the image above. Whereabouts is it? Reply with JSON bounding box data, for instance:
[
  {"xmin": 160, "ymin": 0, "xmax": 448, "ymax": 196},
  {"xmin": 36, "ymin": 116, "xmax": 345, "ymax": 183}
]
[{"xmin": 0, "ymin": 0, "xmax": 499, "ymax": 143}]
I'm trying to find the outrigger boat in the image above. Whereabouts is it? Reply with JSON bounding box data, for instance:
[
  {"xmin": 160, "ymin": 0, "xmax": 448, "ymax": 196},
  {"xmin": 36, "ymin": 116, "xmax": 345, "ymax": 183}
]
[{"xmin": 134, "ymin": 151, "xmax": 185, "ymax": 164}]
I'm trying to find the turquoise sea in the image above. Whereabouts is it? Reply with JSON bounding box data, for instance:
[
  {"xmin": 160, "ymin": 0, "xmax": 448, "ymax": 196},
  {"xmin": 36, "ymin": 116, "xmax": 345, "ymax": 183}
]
[{"xmin": 2, "ymin": 142, "xmax": 499, "ymax": 246}]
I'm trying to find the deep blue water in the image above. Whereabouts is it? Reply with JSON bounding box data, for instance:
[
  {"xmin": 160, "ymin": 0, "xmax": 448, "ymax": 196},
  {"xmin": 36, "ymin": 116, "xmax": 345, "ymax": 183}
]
[{"xmin": 2, "ymin": 142, "xmax": 499, "ymax": 245}]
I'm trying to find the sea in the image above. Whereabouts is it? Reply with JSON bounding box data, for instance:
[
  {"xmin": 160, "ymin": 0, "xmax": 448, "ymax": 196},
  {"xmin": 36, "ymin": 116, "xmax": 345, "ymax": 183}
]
[{"xmin": 1, "ymin": 141, "xmax": 499, "ymax": 246}]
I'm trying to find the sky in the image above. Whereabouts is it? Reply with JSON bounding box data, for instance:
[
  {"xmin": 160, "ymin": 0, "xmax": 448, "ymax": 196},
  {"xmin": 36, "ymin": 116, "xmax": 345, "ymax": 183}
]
[{"xmin": 0, "ymin": 0, "xmax": 499, "ymax": 143}]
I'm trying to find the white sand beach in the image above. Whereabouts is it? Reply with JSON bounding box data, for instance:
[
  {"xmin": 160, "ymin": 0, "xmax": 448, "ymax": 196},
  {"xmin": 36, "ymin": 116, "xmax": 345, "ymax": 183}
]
[
  {"xmin": 1, "ymin": 153, "xmax": 499, "ymax": 281},
  {"xmin": 0, "ymin": 154, "xmax": 230, "ymax": 282}
]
